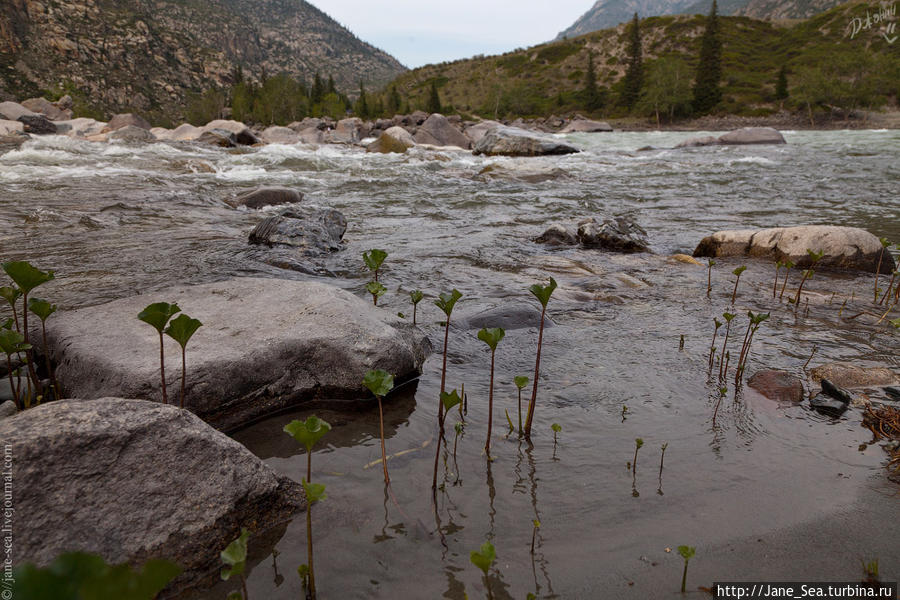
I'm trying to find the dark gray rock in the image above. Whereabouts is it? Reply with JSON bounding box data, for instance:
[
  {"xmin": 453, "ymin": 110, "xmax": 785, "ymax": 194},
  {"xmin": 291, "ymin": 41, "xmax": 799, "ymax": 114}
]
[
  {"xmin": 810, "ymin": 378, "xmax": 854, "ymax": 416},
  {"xmin": 249, "ymin": 207, "xmax": 346, "ymax": 254},
  {"xmin": 0, "ymin": 398, "xmax": 302, "ymax": 593},
  {"xmin": 18, "ymin": 114, "xmax": 57, "ymax": 135},
  {"xmin": 693, "ymin": 226, "xmax": 896, "ymax": 274},
  {"xmin": 414, "ymin": 113, "xmax": 472, "ymax": 149},
  {"xmin": 107, "ymin": 125, "xmax": 156, "ymax": 143},
  {"xmin": 472, "ymin": 125, "xmax": 579, "ymax": 157},
  {"xmin": 229, "ymin": 187, "xmax": 303, "ymax": 210},
  {"xmin": 577, "ymin": 216, "xmax": 650, "ymax": 253},
  {"xmin": 196, "ymin": 128, "xmax": 236, "ymax": 147},
  {"xmin": 41, "ymin": 279, "xmax": 431, "ymax": 430},
  {"xmin": 0, "ymin": 400, "xmax": 15, "ymax": 419},
  {"xmin": 455, "ymin": 303, "xmax": 555, "ymax": 332},
  {"xmin": 809, "ymin": 363, "xmax": 898, "ymax": 388},
  {"xmin": 535, "ymin": 224, "xmax": 577, "ymax": 246},
  {"xmin": 718, "ymin": 127, "xmax": 786, "ymax": 145},
  {"xmin": 105, "ymin": 113, "xmax": 152, "ymax": 131}
]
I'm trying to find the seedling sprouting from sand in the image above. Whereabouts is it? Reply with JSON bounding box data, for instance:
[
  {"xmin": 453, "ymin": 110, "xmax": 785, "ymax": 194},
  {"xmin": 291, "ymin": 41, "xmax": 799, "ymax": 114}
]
[
  {"xmin": 678, "ymin": 545, "xmax": 696, "ymax": 593},
  {"xmin": 524, "ymin": 276, "xmax": 558, "ymax": 439},
  {"xmin": 434, "ymin": 289, "xmax": 462, "ymax": 431},
  {"xmin": 220, "ymin": 528, "xmax": 250, "ymax": 600},
  {"xmin": 551, "ymin": 423, "xmax": 561, "ymax": 445},
  {"xmin": 470, "ymin": 541, "xmax": 497, "ymax": 597},
  {"xmin": 2, "ymin": 261, "xmax": 54, "ymax": 397},
  {"xmin": 621, "ymin": 405, "xmax": 629, "ymax": 422},
  {"xmin": 862, "ymin": 558, "xmax": 880, "ymax": 583},
  {"xmin": 708, "ymin": 318, "xmax": 722, "ymax": 371},
  {"xmin": 284, "ymin": 415, "xmax": 331, "ymax": 600},
  {"xmin": 363, "ymin": 249, "xmax": 387, "ymax": 282},
  {"xmin": 28, "ymin": 298, "xmax": 60, "ymax": 401},
  {"xmin": 409, "ymin": 289, "xmax": 424, "ymax": 325},
  {"xmin": 658, "ymin": 443, "xmax": 668, "ymax": 495},
  {"xmin": 793, "ymin": 249, "xmax": 824, "ymax": 306},
  {"xmin": 514, "ymin": 375, "xmax": 528, "ymax": 433},
  {"xmin": 138, "ymin": 302, "xmax": 180, "ymax": 404},
  {"xmin": 718, "ymin": 312, "xmax": 736, "ymax": 379},
  {"xmin": 730, "ymin": 265, "xmax": 747, "ymax": 305},
  {"xmin": 164, "ymin": 314, "xmax": 202, "ymax": 408},
  {"xmin": 679, "ymin": 334, "xmax": 685, "ymax": 351},
  {"xmin": 363, "ymin": 369, "xmax": 394, "ymax": 485},
  {"xmin": 478, "ymin": 327, "xmax": 505, "ymax": 455},
  {"xmin": 366, "ymin": 281, "xmax": 386, "ymax": 306},
  {"xmin": 531, "ymin": 520, "xmax": 541, "ymax": 554},
  {"xmin": 778, "ymin": 260, "xmax": 795, "ymax": 300},
  {"xmin": 875, "ymin": 238, "xmax": 891, "ymax": 302},
  {"xmin": 706, "ymin": 259, "xmax": 715, "ymax": 298},
  {"xmin": 632, "ymin": 438, "xmax": 643, "ymax": 475},
  {"xmin": 0, "ymin": 328, "xmax": 30, "ymax": 410},
  {"xmin": 435, "ymin": 389, "xmax": 461, "ymax": 489},
  {"xmin": 734, "ymin": 311, "xmax": 769, "ymax": 385}
]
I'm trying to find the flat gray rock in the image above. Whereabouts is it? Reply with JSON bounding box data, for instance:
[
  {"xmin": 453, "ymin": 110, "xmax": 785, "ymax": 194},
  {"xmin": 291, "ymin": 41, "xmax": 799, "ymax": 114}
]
[
  {"xmin": 42, "ymin": 278, "xmax": 431, "ymax": 429},
  {"xmin": 718, "ymin": 127, "xmax": 785, "ymax": 145},
  {"xmin": 0, "ymin": 398, "xmax": 302, "ymax": 592},
  {"xmin": 414, "ymin": 113, "xmax": 471, "ymax": 149},
  {"xmin": 473, "ymin": 125, "xmax": 579, "ymax": 157},
  {"xmin": 107, "ymin": 125, "xmax": 156, "ymax": 143},
  {"xmin": 248, "ymin": 206, "xmax": 346, "ymax": 254},
  {"xmin": 693, "ymin": 226, "xmax": 896, "ymax": 273},
  {"xmin": 455, "ymin": 303, "xmax": 555, "ymax": 331},
  {"xmin": 560, "ymin": 119, "xmax": 612, "ymax": 133},
  {"xmin": 229, "ymin": 187, "xmax": 303, "ymax": 209}
]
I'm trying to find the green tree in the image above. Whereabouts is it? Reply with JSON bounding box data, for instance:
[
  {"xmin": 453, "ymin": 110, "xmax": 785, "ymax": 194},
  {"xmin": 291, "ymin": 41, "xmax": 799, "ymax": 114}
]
[
  {"xmin": 775, "ymin": 65, "xmax": 789, "ymax": 104},
  {"xmin": 186, "ymin": 87, "xmax": 225, "ymax": 125},
  {"xmin": 692, "ymin": 0, "xmax": 723, "ymax": 114},
  {"xmin": 355, "ymin": 82, "xmax": 370, "ymax": 118},
  {"xmin": 386, "ymin": 85, "xmax": 402, "ymax": 116},
  {"xmin": 311, "ymin": 71, "xmax": 325, "ymax": 105},
  {"xmin": 638, "ymin": 57, "xmax": 693, "ymax": 126},
  {"xmin": 621, "ymin": 12, "xmax": 643, "ymax": 110},
  {"xmin": 426, "ymin": 80, "xmax": 441, "ymax": 114},
  {"xmin": 327, "ymin": 74, "xmax": 337, "ymax": 95},
  {"xmin": 583, "ymin": 51, "xmax": 603, "ymax": 111}
]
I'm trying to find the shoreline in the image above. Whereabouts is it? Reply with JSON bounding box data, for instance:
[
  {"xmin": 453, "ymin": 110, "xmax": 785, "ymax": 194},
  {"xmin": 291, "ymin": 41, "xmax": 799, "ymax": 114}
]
[{"xmin": 604, "ymin": 109, "xmax": 900, "ymax": 132}]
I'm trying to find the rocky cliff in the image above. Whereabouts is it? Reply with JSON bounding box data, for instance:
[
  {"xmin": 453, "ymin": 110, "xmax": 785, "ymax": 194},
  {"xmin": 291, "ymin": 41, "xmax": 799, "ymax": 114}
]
[{"xmin": 0, "ymin": 0, "xmax": 405, "ymax": 121}]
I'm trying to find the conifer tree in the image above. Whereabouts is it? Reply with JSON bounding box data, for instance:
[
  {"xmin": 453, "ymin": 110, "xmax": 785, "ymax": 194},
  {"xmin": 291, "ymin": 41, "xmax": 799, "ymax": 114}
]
[
  {"xmin": 426, "ymin": 80, "xmax": 441, "ymax": 114},
  {"xmin": 775, "ymin": 65, "xmax": 789, "ymax": 104},
  {"xmin": 327, "ymin": 75, "xmax": 337, "ymax": 95},
  {"xmin": 584, "ymin": 51, "xmax": 603, "ymax": 111},
  {"xmin": 355, "ymin": 82, "xmax": 370, "ymax": 118},
  {"xmin": 311, "ymin": 72, "xmax": 325, "ymax": 105},
  {"xmin": 621, "ymin": 12, "xmax": 643, "ymax": 110},
  {"xmin": 692, "ymin": 0, "xmax": 723, "ymax": 114},
  {"xmin": 386, "ymin": 85, "xmax": 402, "ymax": 115}
]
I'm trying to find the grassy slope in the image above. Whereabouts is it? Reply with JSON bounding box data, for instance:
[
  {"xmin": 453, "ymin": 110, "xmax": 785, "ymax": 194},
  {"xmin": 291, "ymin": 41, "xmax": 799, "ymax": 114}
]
[{"xmin": 389, "ymin": 1, "xmax": 899, "ymax": 119}]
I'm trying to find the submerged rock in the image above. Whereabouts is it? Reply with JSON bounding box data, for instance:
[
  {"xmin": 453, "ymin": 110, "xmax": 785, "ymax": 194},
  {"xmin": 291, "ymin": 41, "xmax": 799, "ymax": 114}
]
[
  {"xmin": 472, "ymin": 125, "xmax": 579, "ymax": 157},
  {"xmin": 249, "ymin": 207, "xmax": 346, "ymax": 254},
  {"xmin": 559, "ymin": 118, "xmax": 612, "ymax": 133},
  {"xmin": 0, "ymin": 398, "xmax": 303, "ymax": 592},
  {"xmin": 809, "ymin": 363, "xmax": 898, "ymax": 388},
  {"xmin": 535, "ymin": 224, "xmax": 578, "ymax": 246},
  {"xmin": 41, "ymin": 279, "xmax": 432, "ymax": 430},
  {"xmin": 54, "ymin": 117, "xmax": 107, "ymax": 138},
  {"xmin": 577, "ymin": 216, "xmax": 650, "ymax": 253},
  {"xmin": 675, "ymin": 135, "xmax": 720, "ymax": 148},
  {"xmin": 748, "ymin": 370, "xmax": 804, "ymax": 403},
  {"xmin": 476, "ymin": 164, "xmax": 567, "ymax": 183},
  {"xmin": 455, "ymin": 303, "xmax": 555, "ymax": 332},
  {"xmin": 228, "ymin": 187, "xmax": 303, "ymax": 210},
  {"xmin": 718, "ymin": 127, "xmax": 786, "ymax": 145},
  {"xmin": 366, "ymin": 126, "xmax": 416, "ymax": 154},
  {"xmin": 693, "ymin": 226, "xmax": 896, "ymax": 273}
]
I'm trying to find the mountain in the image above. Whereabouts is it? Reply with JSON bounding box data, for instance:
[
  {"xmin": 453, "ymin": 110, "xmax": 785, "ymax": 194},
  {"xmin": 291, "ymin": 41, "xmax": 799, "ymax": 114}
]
[
  {"xmin": 0, "ymin": 0, "xmax": 405, "ymax": 122},
  {"xmin": 735, "ymin": 0, "xmax": 847, "ymax": 19},
  {"xmin": 557, "ymin": 0, "xmax": 695, "ymax": 39}
]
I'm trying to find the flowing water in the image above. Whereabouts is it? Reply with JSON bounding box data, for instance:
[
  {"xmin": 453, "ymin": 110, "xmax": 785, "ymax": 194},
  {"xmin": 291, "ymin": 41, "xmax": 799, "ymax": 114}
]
[{"xmin": 1, "ymin": 130, "xmax": 899, "ymax": 598}]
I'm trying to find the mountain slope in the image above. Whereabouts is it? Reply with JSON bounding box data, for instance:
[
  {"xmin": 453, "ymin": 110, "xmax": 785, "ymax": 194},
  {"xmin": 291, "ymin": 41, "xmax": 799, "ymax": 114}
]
[
  {"xmin": 0, "ymin": 0, "xmax": 405, "ymax": 121},
  {"xmin": 557, "ymin": 0, "xmax": 696, "ymax": 38}
]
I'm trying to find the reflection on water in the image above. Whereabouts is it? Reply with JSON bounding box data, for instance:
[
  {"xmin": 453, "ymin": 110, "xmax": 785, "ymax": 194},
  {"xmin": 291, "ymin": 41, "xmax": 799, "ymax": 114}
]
[{"xmin": 2, "ymin": 130, "xmax": 899, "ymax": 597}]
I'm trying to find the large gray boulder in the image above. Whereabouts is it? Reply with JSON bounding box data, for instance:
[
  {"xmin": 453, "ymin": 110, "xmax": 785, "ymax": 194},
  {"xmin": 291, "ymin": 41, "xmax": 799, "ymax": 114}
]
[
  {"xmin": 107, "ymin": 125, "xmax": 156, "ymax": 143},
  {"xmin": 168, "ymin": 123, "xmax": 203, "ymax": 141},
  {"xmin": 718, "ymin": 127, "xmax": 786, "ymax": 145},
  {"xmin": 693, "ymin": 226, "xmax": 896, "ymax": 273},
  {"xmin": 260, "ymin": 126, "xmax": 300, "ymax": 144},
  {"xmin": 42, "ymin": 279, "xmax": 431, "ymax": 429},
  {"xmin": 414, "ymin": 113, "xmax": 471, "ymax": 149},
  {"xmin": 248, "ymin": 207, "xmax": 346, "ymax": 253},
  {"xmin": 366, "ymin": 126, "xmax": 416, "ymax": 153},
  {"xmin": 464, "ymin": 120, "xmax": 501, "ymax": 144},
  {"xmin": 559, "ymin": 118, "xmax": 613, "ymax": 133},
  {"xmin": 0, "ymin": 398, "xmax": 303, "ymax": 591},
  {"xmin": 577, "ymin": 216, "xmax": 650, "ymax": 253},
  {"xmin": 21, "ymin": 97, "xmax": 71, "ymax": 121},
  {"xmin": 0, "ymin": 101, "xmax": 35, "ymax": 121},
  {"xmin": 202, "ymin": 120, "xmax": 259, "ymax": 145},
  {"xmin": 473, "ymin": 125, "xmax": 579, "ymax": 157},
  {"xmin": 54, "ymin": 117, "xmax": 107, "ymax": 138},
  {"xmin": 0, "ymin": 119, "xmax": 24, "ymax": 136},
  {"xmin": 104, "ymin": 113, "xmax": 152, "ymax": 132},
  {"xmin": 327, "ymin": 117, "xmax": 368, "ymax": 144},
  {"xmin": 196, "ymin": 128, "xmax": 237, "ymax": 147},
  {"xmin": 228, "ymin": 187, "xmax": 303, "ymax": 209}
]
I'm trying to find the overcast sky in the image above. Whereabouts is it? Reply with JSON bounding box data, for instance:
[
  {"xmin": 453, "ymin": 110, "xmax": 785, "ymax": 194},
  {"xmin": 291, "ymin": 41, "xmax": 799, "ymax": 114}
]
[{"xmin": 309, "ymin": 0, "xmax": 595, "ymax": 68}]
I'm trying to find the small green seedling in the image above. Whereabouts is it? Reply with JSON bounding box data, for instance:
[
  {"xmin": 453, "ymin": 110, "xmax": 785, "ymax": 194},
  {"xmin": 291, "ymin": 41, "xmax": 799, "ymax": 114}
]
[
  {"xmin": 874, "ymin": 238, "xmax": 891, "ymax": 303},
  {"xmin": 138, "ymin": 302, "xmax": 180, "ymax": 405},
  {"xmin": 470, "ymin": 540, "xmax": 497, "ymax": 576},
  {"xmin": 0, "ymin": 286, "xmax": 22, "ymax": 331},
  {"xmin": 718, "ymin": 312, "xmax": 736, "ymax": 379},
  {"xmin": 678, "ymin": 545, "xmax": 696, "ymax": 593},
  {"xmin": 862, "ymin": 558, "xmax": 880, "ymax": 583},
  {"xmin": 551, "ymin": 423, "xmax": 562, "ymax": 444},
  {"xmin": 478, "ymin": 327, "xmax": 505, "ymax": 455},
  {"xmin": 221, "ymin": 528, "xmax": 250, "ymax": 599},
  {"xmin": 164, "ymin": 314, "xmax": 202, "ymax": 408},
  {"xmin": 632, "ymin": 438, "xmax": 643, "ymax": 475},
  {"xmin": 514, "ymin": 375, "xmax": 529, "ymax": 433},
  {"xmin": 441, "ymin": 389, "xmax": 461, "ymax": 413},
  {"xmin": 531, "ymin": 520, "xmax": 541, "ymax": 554},
  {"xmin": 363, "ymin": 369, "xmax": 394, "ymax": 485},
  {"xmin": 730, "ymin": 265, "xmax": 747, "ymax": 305},
  {"xmin": 434, "ymin": 289, "xmax": 463, "ymax": 430},
  {"xmin": 734, "ymin": 311, "xmax": 769, "ymax": 385},
  {"xmin": 890, "ymin": 318, "xmax": 900, "ymax": 329},
  {"xmin": 297, "ymin": 564, "xmax": 310, "ymax": 590},
  {"xmin": 621, "ymin": 405, "xmax": 628, "ymax": 422},
  {"xmin": 708, "ymin": 318, "xmax": 722, "ymax": 370},
  {"xmin": 2, "ymin": 261, "xmax": 54, "ymax": 398},
  {"xmin": 27, "ymin": 298, "xmax": 60, "ymax": 401},
  {"xmin": 363, "ymin": 249, "xmax": 387, "ymax": 281},
  {"xmin": 505, "ymin": 409, "xmax": 514, "ymax": 433},
  {"xmin": 658, "ymin": 442, "xmax": 668, "ymax": 495},
  {"xmin": 0, "ymin": 328, "xmax": 31, "ymax": 410},
  {"xmin": 409, "ymin": 289, "xmax": 424, "ymax": 325},
  {"xmin": 524, "ymin": 276, "xmax": 558, "ymax": 439},
  {"xmin": 12, "ymin": 552, "xmax": 181, "ymax": 600},
  {"xmin": 706, "ymin": 259, "xmax": 715, "ymax": 298},
  {"xmin": 366, "ymin": 281, "xmax": 386, "ymax": 306},
  {"xmin": 793, "ymin": 249, "xmax": 824, "ymax": 305},
  {"xmin": 778, "ymin": 259, "xmax": 795, "ymax": 300}
]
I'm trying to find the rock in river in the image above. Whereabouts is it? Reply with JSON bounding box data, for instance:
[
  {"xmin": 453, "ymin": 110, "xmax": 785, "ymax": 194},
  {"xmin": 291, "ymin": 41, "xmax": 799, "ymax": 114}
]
[
  {"xmin": 228, "ymin": 187, "xmax": 303, "ymax": 209},
  {"xmin": 249, "ymin": 206, "xmax": 346, "ymax": 253},
  {"xmin": 41, "ymin": 279, "xmax": 432, "ymax": 430},
  {"xmin": 0, "ymin": 398, "xmax": 303, "ymax": 592},
  {"xmin": 693, "ymin": 226, "xmax": 896, "ymax": 273},
  {"xmin": 366, "ymin": 126, "xmax": 416, "ymax": 154},
  {"xmin": 559, "ymin": 118, "xmax": 613, "ymax": 133},
  {"xmin": 577, "ymin": 216, "xmax": 650, "ymax": 253},
  {"xmin": 455, "ymin": 303, "xmax": 555, "ymax": 332},
  {"xmin": 472, "ymin": 125, "xmax": 579, "ymax": 157},
  {"xmin": 748, "ymin": 370, "xmax": 804, "ymax": 403},
  {"xmin": 414, "ymin": 113, "xmax": 471, "ymax": 149}
]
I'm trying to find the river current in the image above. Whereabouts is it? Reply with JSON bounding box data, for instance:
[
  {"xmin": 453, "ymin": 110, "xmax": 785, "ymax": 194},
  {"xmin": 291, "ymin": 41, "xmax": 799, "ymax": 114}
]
[{"xmin": 1, "ymin": 129, "xmax": 898, "ymax": 598}]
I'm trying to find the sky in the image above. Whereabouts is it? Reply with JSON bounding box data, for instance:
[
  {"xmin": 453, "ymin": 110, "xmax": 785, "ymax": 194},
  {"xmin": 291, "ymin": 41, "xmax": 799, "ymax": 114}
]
[{"xmin": 309, "ymin": 0, "xmax": 596, "ymax": 68}]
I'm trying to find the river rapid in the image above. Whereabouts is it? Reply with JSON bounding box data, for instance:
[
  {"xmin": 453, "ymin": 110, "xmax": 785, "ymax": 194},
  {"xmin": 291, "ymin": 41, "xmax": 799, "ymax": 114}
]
[{"xmin": 1, "ymin": 129, "xmax": 898, "ymax": 599}]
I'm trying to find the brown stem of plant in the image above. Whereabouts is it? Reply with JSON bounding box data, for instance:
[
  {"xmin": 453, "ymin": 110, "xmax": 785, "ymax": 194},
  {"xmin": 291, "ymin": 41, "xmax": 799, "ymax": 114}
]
[
  {"xmin": 431, "ymin": 428, "xmax": 444, "ymax": 491},
  {"xmin": 531, "ymin": 526, "xmax": 537, "ymax": 554},
  {"xmin": 874, "ymin": 248, "xmax": 885, "ymax": 303},
  {"xmin": 875, "ymin": 295, "xmax": 898, "ymax": 325},
  {"xmin": 485, "ymin": 349, "xmax": 495, "ymax": 455},
  {"xmin": 707, "ymin": 264, "xmax": 712, "ymax": 298},
  {"xmin": 880, "ymin": 272, "xmax": 896, "ymax": 306},
  {"xmin": 718, "ymin": 321, "xmax": 732, "ymax": 379},
  {"xmin": 5, "ymin": 356, "xmax": 20, "ymax": 410},
  {"xmin": 708, "ymin": 327, "xmax": 719, "ymax": 371},
  {"xmin": 730, "ymin": 274, "xmax": 741, "ymax": 305},
  {"xmin": 735, "ymin": 321, "xmax": 753, "ymax": 381},
  {"xmin": 803, "ymin": 345, "xmax": 818, "ymax": 370},
  {"xmin": 412, "ymin": 303, "xmax": 417, "ymax": 326},
  {"xmin": 517, "ymin": 388, "xmax": 523, "ymax": 434},
  {"xmin": 241, "ymin": 575, "xmax": 250, "ymax": 600},
  {"xmin": 735, "ymin": 327, "xmax": 757, "ymax": 386},
  {"xmin": 773, "ymin": 266, "xmax": 779, "ymax": 298},
  {"xmin": 180, "ymin": 347, "xmax": 187, "ymax": 408},
  {"xmin": 20, "ymin": 292, "xmax": 42, "ymax": 401},
  {"xmin": 305, "ymin": 447, "xmax": 316, "ymax": 598},
  {"xmin": 40, "ymin": 323, "xmax": 60, "ymax": 402},
  {"xmin": 438, "ymin": 319, "xmax": 451, "ymax": 433},
  {"xmin": 377, "ymin": 395, "xmax": 390, "ymax": 485},
  {"xmin": 793, "ymin": 271, "xmax": 810, "ymax": 306},
  {"xmin": 523, "ymin": 305, "xmax": 547, "ymax": 439},
  {"xmin": 158, "ymin": 331, "xmax": 168, "ymax": 404},
  {"xmin": 779, "ymin": 267, "xmax": 791, "ymax": 300},
  {"xmin": 632, "ymin": 445, "xmax": 639, "ymax": 475}
]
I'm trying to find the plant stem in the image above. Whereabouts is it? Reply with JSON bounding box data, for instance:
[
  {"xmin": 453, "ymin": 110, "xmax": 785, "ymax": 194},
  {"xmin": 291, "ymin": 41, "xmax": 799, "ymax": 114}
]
[
  {"xmin": 523, "ymin": 304, "xmax": 547, "ymax": 439},
  {"xmin": 485, "ymin": 348, "xmax": 495, "ymax": 455},
  {"xmin": 20, "ymin": 292, "xmax": 42, "ymax": 400},
  {"xmin": 412, "ymin": 303, "xmax": 417, "ymax": 326},
  {"xmin": 803, "ymin": 345, "xmax": 818, "ymax": 370},
  {"xmin": 773, "ymin": 264, "xmax": 779, "ymax": 298},
  {"xmin": 5, "ymin": 356, "xmax": 20, "ymax": 410},
  {"xmin": 431, "ymin": 428, "xmax": 443, "ymax": 491},
  {"xmin": 180, "ymin": 346, "xmax": 187, "ymax": 408},
  {"xmin": 531, "ymin": 526, "xmax": 537, "ymax": 554},
  {"xmin": 681, "ymin": 561, "xmax": 689, "ymax": 593},
  {"xmin": 632, "ymin": 445, "xmax": 639, "ymax": 475},
  {"xmin": 438, "ymin": 320, "xmax": 451, "ymax": 431},
  {"xmin": 718, "ymin": 321, "xmax": 732, "ymax": 379},
  {"xmin": 730, "ymin": 273, "xmax": 741, "ymax": 305},
  {"xmin": 517, "ymin": 388, "xmax": 523, "ymax": 434},
  {"xmin": 707, "ymin": 263, "xmax": 712, "ymax": 298},
  {"xmin": 241, "ymin": 575, "xmax": 249, "ymax": 600},
  {"xmin": 158, "ymin": 331, "xmax": 168, "ymax": 404},
  {"xmin": 40, "ymin": 322, "xmax": 60, "ymax": 401},
  {"xmin": 793, "ymin": 271, "xmax": 810, "ymax": 306},
  {"xmin": 874, "ymin": 247, "xmax": 885, "ymax": 302},
  {"xmin": 377, "ymin": 395, "xmax": 389, "ymax": 485},
  {"xmin": 708, "ymin": 327, "xmax": 719, "ymax": 371},
  {"xmin": 307, "ymin": 502, "xmax": 316, "ymax": 599},
  {"xmin": 880, "ymin": 272, "xmax": 897, "ymax": 306},
  {"xmin": 779, "ymin": 266, "xmax": 791, "ymax": 300},
  {"xmin": 735, "ymin": 321, "xmax": 753, "ymax": 381}
]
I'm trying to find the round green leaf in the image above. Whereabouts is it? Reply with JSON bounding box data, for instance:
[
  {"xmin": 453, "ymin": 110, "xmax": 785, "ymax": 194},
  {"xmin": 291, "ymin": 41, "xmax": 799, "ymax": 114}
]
[
  {"xmin": 138, "ymin": 302, "xmax": 180, "ymax": 333},
  {"xmin": 529, "ymin": 276, "xmax": 558, "ymax": 308},
  {"xmin": 2, "ymin": 261, "xmax": 55, "ymax": 295},
  {"xmin": 477, "ymin": 327, "xmax": 505, "ymax": 350},
  {"xmin": 514, "ymin": 375, "xmax": 529, "ymax": 389},
  {"xmin": 164, "ymin": 314, "xmax": 203, "ymax": 349},
  {"xmin": 363, "ymin": 369, "xmax": 394, "ymax": 398},
  {"xmin": 440, "ymin": 389, "xmax": 461, "ymax": 412},
  {"xmin": 434, "ymin": 289, "xmax": 462, "ymax": 317},
  {"xmin": 363, "ymin": 249, "xmax": 388, "ymax": 272},
  {"xmin": 27, "ymin": 297, "xmax": 57, "ymax": 322},
  {"xmin": 284, "ymin": 416, "xmax": 332, "ymax": 452}
]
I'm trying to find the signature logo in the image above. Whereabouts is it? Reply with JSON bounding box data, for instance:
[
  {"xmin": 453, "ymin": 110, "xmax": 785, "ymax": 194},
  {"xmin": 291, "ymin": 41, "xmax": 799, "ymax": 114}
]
[{"xmin": 846, "ymin": 2, "xmax": 898, "ymax": 43}]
